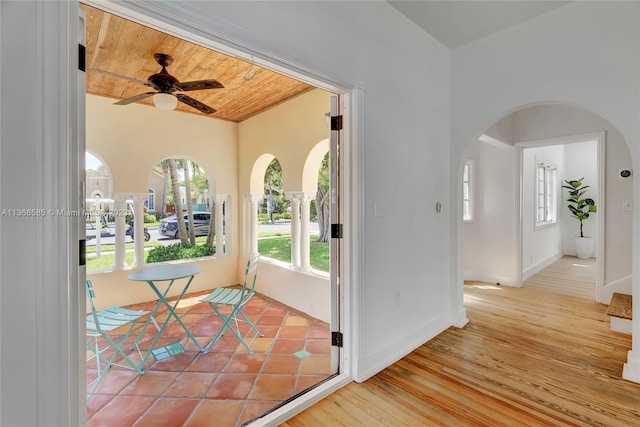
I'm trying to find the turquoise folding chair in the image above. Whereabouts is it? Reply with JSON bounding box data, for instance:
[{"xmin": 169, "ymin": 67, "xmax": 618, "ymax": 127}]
[
  {"xmin": 201, "ymin": 255, "xmax": 263, "ymax": 354},
  {"xmin": 85, "ymin": 280, "xmax": 150, "ymax": 400}
]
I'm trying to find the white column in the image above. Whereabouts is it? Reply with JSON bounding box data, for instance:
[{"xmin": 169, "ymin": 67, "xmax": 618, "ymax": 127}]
[
  {"xmin": 94, "ymin": 198, "xmax": 102, "ymax": 258},
  {"xmin": 131, "ymin": 193, "xmax": 147, "ymax": 267},
  {"xmin": 294, "ymin": 193, "xmax": 314, "ymax": 271},
  {"xmin": 112, "ymin": 193, "xmax": 128, "ymax": 270},
  {"xmin": 245, "ymin": 194, "xmax": 261, "ymax": 258},
  {"xmin": 288, "ymin": 194, "xmax": 302, "ymax": 269},
  {"xmin": 215, "ymin": 194, "xmax": 227, "ymax": 256}
]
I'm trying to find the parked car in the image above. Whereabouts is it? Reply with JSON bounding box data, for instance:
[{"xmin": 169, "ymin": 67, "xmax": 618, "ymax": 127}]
[{"xmin": 159, "ymin": 211, "xmax": 211, "ymax": 239}]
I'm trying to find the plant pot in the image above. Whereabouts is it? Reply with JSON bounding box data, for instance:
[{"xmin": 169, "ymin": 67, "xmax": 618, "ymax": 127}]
[{"xmin": 575, "ymin": 236, "xmax": 594, "ymax": 259}]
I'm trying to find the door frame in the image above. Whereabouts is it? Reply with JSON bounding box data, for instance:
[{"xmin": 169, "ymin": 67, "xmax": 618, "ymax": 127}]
[
  {"xmin": 515, "ymin": 131, "xmax": 605, "ymax": 302},
  {"xmin": 79, "ymin": 0, "xmax": 360, "ymax": 424}
]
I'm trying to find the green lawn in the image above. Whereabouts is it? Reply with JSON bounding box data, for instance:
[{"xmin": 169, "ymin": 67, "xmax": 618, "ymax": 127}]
[
  {"xmin": 87, "ymin": 251, "xmax": 136, "ymax": 270},
  {"xmin": 257, "ymin": 235, "xmax": 329, "ymax": 272}
]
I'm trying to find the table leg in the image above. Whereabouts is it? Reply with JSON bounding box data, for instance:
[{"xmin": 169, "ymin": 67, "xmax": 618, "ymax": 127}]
[
  {"xmin": 155, "ymin": 275, "xmax": 203, "ymax": 351},
  {"xmin": 135, "ymin": 275, "xmax": 203, "ymax": 369}
]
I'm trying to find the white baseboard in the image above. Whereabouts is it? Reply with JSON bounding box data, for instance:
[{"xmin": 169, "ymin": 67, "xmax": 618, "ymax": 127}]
[
  {"xmin": 463, "ymin": 272, "xmax": 517, "ymax": 287},
  {"xmin": 522, "ymin": 252, "xmax": 563, "ymax": 281},
  {"xmin": 451, "ymin": 307, "xmax": 469, "ymax": 328},
  {"xmin": 353, "ymin": 314, "xmax": 451, "ymax": 383}
]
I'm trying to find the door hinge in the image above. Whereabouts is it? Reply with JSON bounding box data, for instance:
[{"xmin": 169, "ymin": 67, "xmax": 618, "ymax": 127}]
[
  {"xmin": 79, "ymin": 239, "xmax": 86, "ymax": 266},
  {"xmin": 331, "ymin": 331, "xmax": 343, "ymax": 347},
  {"xmin": 78, "ymin": 44, "xmax": 86, "ymax": 72},
  {"xmin": 331, "ymin": 223, "xmax": 343, "ymax": 239},
  {"xmin": 331, "ymin": 115, "xmax": 343, "ymax": 131}
]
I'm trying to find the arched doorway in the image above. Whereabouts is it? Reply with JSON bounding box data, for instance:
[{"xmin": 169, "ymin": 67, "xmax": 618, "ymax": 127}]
[{"xmin": 460, "ymin": 104, "xmax": 632, "ymax": 305}]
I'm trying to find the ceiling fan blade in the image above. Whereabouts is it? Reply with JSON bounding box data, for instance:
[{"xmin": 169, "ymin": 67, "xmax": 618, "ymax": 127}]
[
  {"xmin": 177, "ymin": 79, "xmax": 224, "ymax": 92},
  {"xmin": 114, "ymin": 92, "xmax": 156, "ymax": 105},
  {"xmin": 176, "ymin": 94, "xmax": 217, "ymax": 114},
  {"xmin": 89, "ymin": 68, "xmax": 152, "ymax": 88}
]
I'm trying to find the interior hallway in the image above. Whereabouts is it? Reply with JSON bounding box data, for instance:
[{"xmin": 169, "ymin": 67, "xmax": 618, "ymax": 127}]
[
  {"xmin": 283, "ymin": 283, "xmax": 636, "ymax": 426},
  {"xmin": 524, "ymin": 255, "xmax": 596, "ymax": 300}
]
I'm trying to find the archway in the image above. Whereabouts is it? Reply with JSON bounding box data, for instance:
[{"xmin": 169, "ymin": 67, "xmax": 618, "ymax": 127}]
[{"xmin": 460, "ymin": 103, "xmax": 632, "ymax": 306}]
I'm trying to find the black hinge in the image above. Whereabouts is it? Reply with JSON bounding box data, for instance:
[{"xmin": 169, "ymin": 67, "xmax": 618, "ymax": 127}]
[
  {"xmin": 78, "ymin": 44, "xmax": 86, "ymax": 72},
  {"xmin": 331, "ymin": 223, "xmax": 343, "ymax": 239},
  {"xmin": 79, "ymin": 239, "xmax": 86, "ymax": 266},
  {"xmin": 331, "ymin": 331, "xmax": 343, "ymax": 347},
  {"xmin": 331, "ymin": 115, "xmax": 343, "ymax": 131}
]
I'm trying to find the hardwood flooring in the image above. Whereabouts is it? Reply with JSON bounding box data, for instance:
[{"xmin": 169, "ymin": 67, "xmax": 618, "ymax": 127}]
[
  {"xmin": 281, "ymin": 283, "xmax": 639, "ymax": 427},
  {"xmin": 524, "ymin": 256, "xmax": 596, "ymax": 300}
]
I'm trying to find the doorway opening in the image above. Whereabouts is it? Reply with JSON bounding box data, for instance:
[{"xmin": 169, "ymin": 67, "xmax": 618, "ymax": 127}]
[
  {"xmin": 516, "ymin": 132, "xmax": 604, "ymax": 301},
  {"xmin": 80, "ymin": 2, "xmax": 352, "ymax": 425},
  {"xmin": 461, "ymin": 103, "xmax": 633, "ymax": 309}
]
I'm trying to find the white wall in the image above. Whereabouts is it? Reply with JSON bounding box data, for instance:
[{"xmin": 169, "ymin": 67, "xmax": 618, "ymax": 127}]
[
  {"xmin": 452, "ymin": 1, "xmax": 639, "ymax": 309},
  {"xmin": 257, "ymin": 260, "xmax": 330, "ymax": 323},
  {"xmin": 238, "ymin": 88, "xmax": 332, "ymax": 194},
  {"xmin": 522, "ymin": 144, "xmax": 565, "ymax": 278},
  {"xmin": 463, "ymin": 141, "xmax": 517, "ymax": 285},
  {"xmin": 562, "ymin": 141, "xmax": 598, "ymax": 255},
  {"xmin": 0, "ymin": 2, "xmax": 454, "ymax": 423},
  {"xmin": 86, "ymin": 95, "xmax": 239, "ymax": 195},
  {"xmin": 137, "ymin": 1, "xmax": 453, "ymax": 381}
]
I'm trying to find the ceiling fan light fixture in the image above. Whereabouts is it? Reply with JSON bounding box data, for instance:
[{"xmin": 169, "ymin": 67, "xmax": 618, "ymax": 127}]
[{"xmin": 153, "ymin": 93, "xmax": 177, "ymax": 111}]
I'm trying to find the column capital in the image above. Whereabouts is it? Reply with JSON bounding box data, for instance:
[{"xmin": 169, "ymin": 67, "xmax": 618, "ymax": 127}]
[
  {"xmin": 214, "ymin": 194, "xmax": 229, "ymax": 203},
  {"xmin": 128, "ymin": 193, "xmax": 149, "ymax": 204},
  {"xmin": 244, "ymin": 194, "xmax": 262, "ymax": 205},
  {"xmin": 111, "ymin": 192, "xmax": 130, "ymax": 204},
  {"xmin": 285, "ymin": 191, "xmax": 314, "ymax": 204}
]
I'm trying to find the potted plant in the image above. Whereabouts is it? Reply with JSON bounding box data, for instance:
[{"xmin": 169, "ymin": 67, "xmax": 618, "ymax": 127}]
[{"xmin": 562, "ymin": 177, "xmax": 597, "ymax": 259}]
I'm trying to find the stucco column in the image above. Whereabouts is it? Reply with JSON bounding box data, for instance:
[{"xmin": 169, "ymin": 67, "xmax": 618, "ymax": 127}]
[
  {"xmin": 293, "ymin": 192, "xmax": 314, "ymax": 271},
  {"xmin": 131, "ymin": 193, "xmax": 147, "ymax": 267},
  {"xmin": 112, "ymin": 193, "xmax": 128, "ymax": 270},
  {"xmin": 215, "ymin": 194, "xmax": 227, "ymax": 256},
  {"xmin": 245, "ymin": 194, "xmax": 261, "ymax": 258},
  {"xmin": 287, "ymin": 193, "xmax": 302, "ymax": 269}
]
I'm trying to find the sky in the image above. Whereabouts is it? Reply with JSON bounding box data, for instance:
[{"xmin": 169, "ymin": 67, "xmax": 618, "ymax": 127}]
[{"xmin": 86, "ymin": 152, "xmax": 103, "ymax": 170}]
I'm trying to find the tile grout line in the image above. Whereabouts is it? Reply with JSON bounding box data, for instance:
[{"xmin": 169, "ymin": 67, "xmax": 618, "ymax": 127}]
[{"xmin": 86, "ymin": 293, "xmax": 333, "ymax": 426}]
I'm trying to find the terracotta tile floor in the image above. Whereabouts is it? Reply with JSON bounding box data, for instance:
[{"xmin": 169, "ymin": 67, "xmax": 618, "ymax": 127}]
[{"xmin": 87, "ymin": 289, "xmax": 334, "ymax": 426}]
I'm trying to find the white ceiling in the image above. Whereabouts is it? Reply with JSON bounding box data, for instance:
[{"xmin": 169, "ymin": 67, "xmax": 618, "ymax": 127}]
[{"xmin": 388, "ymin": 1, "xmax": 572, "ymax": 49}]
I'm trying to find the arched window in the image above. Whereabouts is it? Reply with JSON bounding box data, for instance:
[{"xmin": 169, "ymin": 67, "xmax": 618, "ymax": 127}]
[{"xmin": 145, "ymin": 188, "xmax": 156, "ymax": 212}]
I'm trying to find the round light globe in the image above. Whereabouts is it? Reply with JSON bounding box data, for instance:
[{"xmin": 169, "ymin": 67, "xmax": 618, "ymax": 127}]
[{"xmin": 152, "ymin": 93, "xmax": 177, "ymax": 111}]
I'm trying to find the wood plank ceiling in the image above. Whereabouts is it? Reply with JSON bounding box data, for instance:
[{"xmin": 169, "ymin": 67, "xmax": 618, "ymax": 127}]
[{"xmin": 82, "ymin": 4, "xmax": 313, "ymax": 123}]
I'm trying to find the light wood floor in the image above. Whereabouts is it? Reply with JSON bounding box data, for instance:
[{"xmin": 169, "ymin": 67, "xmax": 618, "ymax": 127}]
[
  {"xmin": 281, "ymin": 283, "xmax": 638, "ymax": 427},
  {"xmin": 524, "ymin": 256, "xmax": 596, "ymax": 300}
]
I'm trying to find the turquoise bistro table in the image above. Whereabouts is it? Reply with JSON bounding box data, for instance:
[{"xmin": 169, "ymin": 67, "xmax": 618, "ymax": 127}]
[{"xmin": 128, "ymin": 264, "xmax": 203, "ymax": 368}]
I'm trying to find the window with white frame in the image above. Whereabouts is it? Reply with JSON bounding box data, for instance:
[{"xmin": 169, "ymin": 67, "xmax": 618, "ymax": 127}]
[
  {"xmin": 462, "ymin": 160, "xmax": 475, "ymax": 222},
  {"xmin": 536, "ymin": 161, "xmax": 557, "ymax": 226},
  {"xmin": 145, "ymin": 188, "xmax": 156, "ymax": 212}
]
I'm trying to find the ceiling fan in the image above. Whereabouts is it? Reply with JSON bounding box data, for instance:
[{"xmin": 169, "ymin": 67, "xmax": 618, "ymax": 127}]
[{"xmin": 90, "ymin": 53, "xmax": 224, "ymax": 114}]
